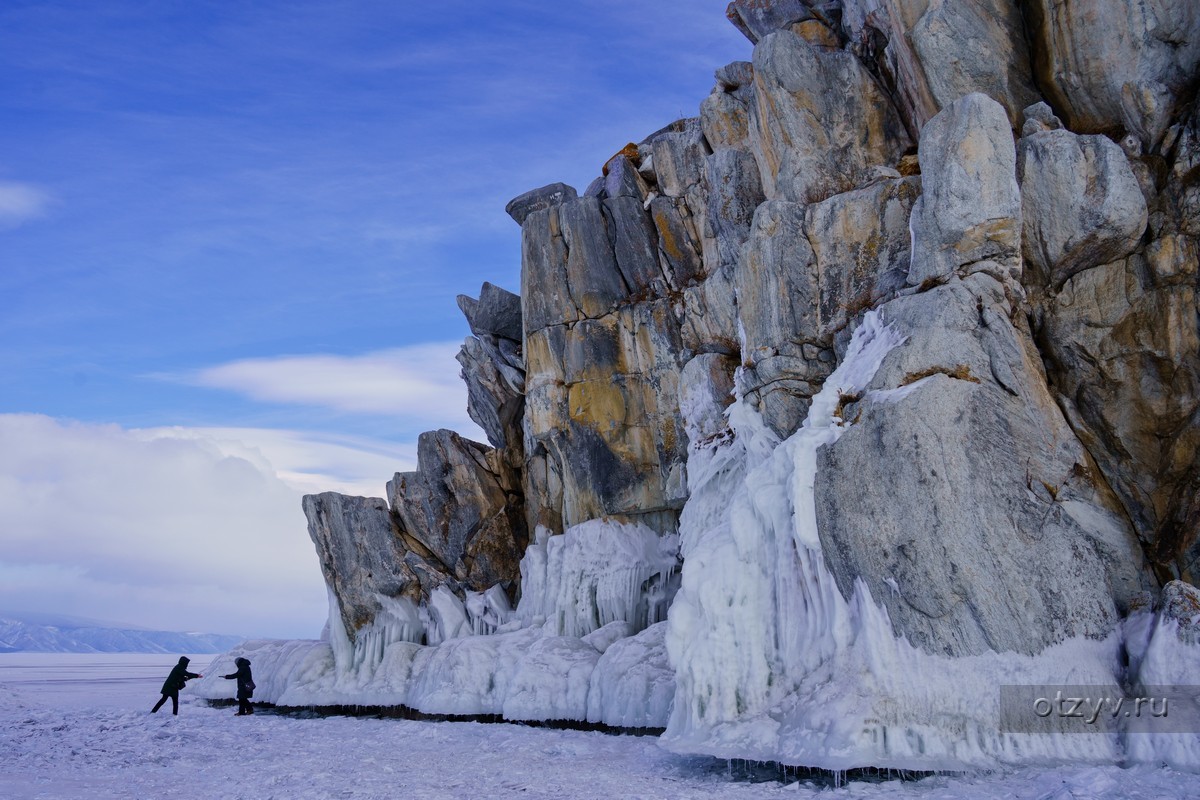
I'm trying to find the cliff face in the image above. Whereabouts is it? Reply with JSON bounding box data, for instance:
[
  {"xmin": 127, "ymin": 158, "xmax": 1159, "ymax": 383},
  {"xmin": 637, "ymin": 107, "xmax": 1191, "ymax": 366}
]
[{"xmin": 290, "ymin": 0, "xmax": 1200, "ymax": 771}]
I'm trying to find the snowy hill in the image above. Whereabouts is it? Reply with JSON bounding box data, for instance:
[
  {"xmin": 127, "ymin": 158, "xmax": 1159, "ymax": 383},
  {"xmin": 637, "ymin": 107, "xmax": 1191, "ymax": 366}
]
[{"xmin": 0, "ymin": 613, "xmax": 243, "ymax": 654}]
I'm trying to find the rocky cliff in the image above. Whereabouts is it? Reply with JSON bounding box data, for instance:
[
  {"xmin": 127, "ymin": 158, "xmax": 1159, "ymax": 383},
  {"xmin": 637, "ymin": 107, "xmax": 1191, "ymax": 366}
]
[{"xmin": 222, "ymin": 0, "xmax": 1199, "ymax": 772}]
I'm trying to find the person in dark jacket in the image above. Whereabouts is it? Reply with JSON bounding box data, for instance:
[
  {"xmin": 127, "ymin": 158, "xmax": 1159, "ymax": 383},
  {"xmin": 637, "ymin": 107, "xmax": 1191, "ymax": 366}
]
[
  {"xmin": 151, "ymin": 656, "xmax": 202, "ymax": 715},
  {"xmin": 222, "ymin": 656, "xmax": 255, "ymax": 715}
]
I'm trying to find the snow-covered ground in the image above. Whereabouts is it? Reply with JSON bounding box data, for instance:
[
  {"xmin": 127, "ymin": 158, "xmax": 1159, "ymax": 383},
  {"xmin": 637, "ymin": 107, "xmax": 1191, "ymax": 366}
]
[{"xmin": 1, "ymin": 654, "xmax": 1197, "ymax": 799}]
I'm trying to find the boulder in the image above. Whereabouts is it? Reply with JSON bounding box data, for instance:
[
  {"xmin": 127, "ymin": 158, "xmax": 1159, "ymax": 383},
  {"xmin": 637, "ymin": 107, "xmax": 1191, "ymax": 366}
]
[
  {"xmin": 725, "ymin": 0, "xmax": 818, "ymax": 44},
  {"xmin": 1018, "ymin": 128, "xmax": 1148, "ymax": 287},
  {"xmin": 908, "ymin": 93, "xmax": 1021, "ymax": 287},
  {"xmin": 714, "ymin": 60, "xmax": 754, "ymax": 91},
  {"xmin": 505, "ymin": 182, "xmax": 578, "ymax": 225},
  {"xmin": 1021, "ymin": 101, "xmax": 1064, "ymax": 136},
  {"xmin": 475, "ymin": 282, "xmax": 523, "ymax": 341},
  {"xmin": 604, "ymin": 155, "xmax": 650, "ymax": 201}
]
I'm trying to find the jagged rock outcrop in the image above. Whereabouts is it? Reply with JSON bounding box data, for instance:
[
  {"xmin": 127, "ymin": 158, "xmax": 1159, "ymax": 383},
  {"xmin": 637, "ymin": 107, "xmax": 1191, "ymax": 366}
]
[
  {"xmin": 387, "ymin": 429, "xmax": 526, "ymax": 601},
  {"xmin": 907, "ymin": 92, "xmax": 1021, "ymax": 287},
  {"xmin": 303, "ymin": 493, "xmax": 413, "ymax": 636},
  {"xmin": 284, "ymin": 0, "xmax": 1200, "ymax": 772},
  {"xmin": 1018, "ymin": 123, "xmax": 1148, "ymax": 288},
  {"xmin": 456, "ymin": 281, "xmax": 526, "ymax": 463}
]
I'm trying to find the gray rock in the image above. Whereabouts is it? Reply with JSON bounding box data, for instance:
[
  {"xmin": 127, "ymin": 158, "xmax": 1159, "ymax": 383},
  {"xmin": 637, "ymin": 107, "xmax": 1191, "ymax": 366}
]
[
  {"xmin": 838, "ymin": 0, "xmax": 1040, "ymax": 134},
  {"xmin": 908, "ymin": 93, "xmax": 1021, "ymax": 288},
  {"xmin": 388, "ymin": 429, "xmax": 526, "ymax": 598},
  {"xmin": 750, "ymin": 30, "xmax": 911, "ymax": 204},
  {"xmin": 735, "ymin": 200, "xmax": 837, "ymax": 437},
  {"xmin": 806, "ymin": 176, "xmax": 921, "ymax": 338},
  {"xmin": 455, "ymin": 293, "xmax": 479, "ymax": 332},
  {"xmin": 1034, "ymin": 244, "xmax": 1200, "ymax": 572},
  {"xmin": 459, "ymin": 282, "xmax": 522, "ymax": 342},
  {"xmin": 725, "ymin": 0, "xmax": 814, "ymax": 44},
  {"xmin": 1021, "ymin": 101, "xmax": 1064, "ymax": 136},
  {"xmin": 559, "ymin": 198, "xmax": 630, "ymax": 317},
  {"xmin": 639, "ymin": 116, "xmax": 705, "ymax": 148},
  {"xmin": 1024, "ymin": 0, "xmax": 1200, "ymax": 148},
  {"xmin": 701, "ymin": 89, "xmax": 752, "ymax": 151},
  {"xmin": 604, "ymin": 155, "xmax": 650, "ymax": 200},
  {"xmin": 815, "ymin": 274, "xmax": 1150, "ymax": 657},
  {"xmin": 678, "ymin": 263, "xmax": 741, "ymax": 356},
  {"xmin": 523, "ymin": 301, "xmax": 687, "ymax": 533},
  {"xmin": 908, "ymin": 0, "xmax": 1041, "ymax": 128},
  {"xmin": 457, "ymin": 336, "xmax": 525, "ymax": 454},
  {"xmin": 303, "ymin": 493, "xmax": 413, "ymax": 638},
  {"xmin": 583, "ymin": 176, "xmax": 606, "ymax": 198},
  {"xmin": 505, "ymin": 182, "xmax": 579, "ymax": 226},
  {"xmin": 648, "ymin": 195, "xmax": 705, "ymax": 289},
  {"xmin": 602, "ymin": 195, "xmax": 664, "ymax": 296},
  {"xmin": 705, "ymin": 148, "xmax": 764, "ymax": 272},
  {"xmin": 520, "ymin": 206, "xmax": 573, "ymax": 333},
  {"xmin": 737, "ymin": 200, "xmax": 817, "ymax": 363},
  {"xmin": 1168, "ymin": 103, "xmax": 1200, "ymax": 237},
  {"xmin": 715, "ymin": 60, "xmax": 754, "ymax": 90},
  {"xmin": 651, "ymin": 132, "xmax": 707, "ymax": 199},
  {"xmin": 520, "ymin": 199, "xmax": 629, "ymax": 333},
  {"xmin": 1018, "ymin": 128, "xmax": 1148, "ymax": 287}
]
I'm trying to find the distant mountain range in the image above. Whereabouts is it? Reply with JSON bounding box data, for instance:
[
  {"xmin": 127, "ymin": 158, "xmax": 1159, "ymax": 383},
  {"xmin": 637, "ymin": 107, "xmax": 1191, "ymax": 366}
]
[{"xmin": 0, "ymin": 612, "xmax": 243, "ymax": 654}]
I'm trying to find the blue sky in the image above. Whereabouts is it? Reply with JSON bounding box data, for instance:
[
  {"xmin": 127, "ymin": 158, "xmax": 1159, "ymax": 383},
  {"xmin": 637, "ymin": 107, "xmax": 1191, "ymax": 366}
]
[{"xmin": 0, "ymin": 1, "xmax": 749, "ymax": 639}]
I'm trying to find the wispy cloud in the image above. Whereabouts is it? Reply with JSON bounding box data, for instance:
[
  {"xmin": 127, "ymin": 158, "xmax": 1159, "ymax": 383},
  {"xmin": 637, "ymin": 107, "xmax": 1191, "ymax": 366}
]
[
  {"xmin": 0, "ymin": 180, "xmax": 52, "ymax": 228},
  {"xmin": 174, "ymin": 341, "xmax": 483, "ymax": 438}
]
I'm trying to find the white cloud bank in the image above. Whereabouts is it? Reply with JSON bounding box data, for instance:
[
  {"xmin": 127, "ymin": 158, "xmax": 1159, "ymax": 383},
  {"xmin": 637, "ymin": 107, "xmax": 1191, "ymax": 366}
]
[
  {"xmin": 136, "ymin": 426, "xmax": 414, "ymax": 499},
  {"xmin": 0, "ymin": 414, "xmax": 417, "ymax": 639},
  {"xmin": 188, "ymin": 342, "xmax": 482, "ymax": 438},
  {"xmin": 0, "ymin": 180, "xmax": 52, "ymax": 228}
]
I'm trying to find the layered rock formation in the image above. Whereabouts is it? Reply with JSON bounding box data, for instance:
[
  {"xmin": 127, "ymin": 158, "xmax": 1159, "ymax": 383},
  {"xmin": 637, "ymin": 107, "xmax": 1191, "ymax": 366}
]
[{"xmin": 265, "ymin": 0, "xmax": 1200, "ymax": 772}]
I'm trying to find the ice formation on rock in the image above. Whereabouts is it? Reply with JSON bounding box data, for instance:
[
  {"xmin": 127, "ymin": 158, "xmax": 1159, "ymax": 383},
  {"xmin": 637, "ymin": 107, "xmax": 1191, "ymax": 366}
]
[
  {"xmin": 194, "ymin": 519, "xmax": 679, "ymax": 728},
  {"xmin": 198, "ymin": 0, "xmax": 1200, "ymax": 774},
  {"xmin": 663, "ymin": 311, "xmax": 1126, "ymax": 769}
]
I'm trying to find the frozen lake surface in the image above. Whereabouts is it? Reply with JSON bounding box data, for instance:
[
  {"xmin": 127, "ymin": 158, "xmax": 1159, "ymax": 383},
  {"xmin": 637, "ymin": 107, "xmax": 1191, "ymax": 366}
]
[{"xmin": 1, "ymin": 653, "xmax": 1197, "ymax": 799}]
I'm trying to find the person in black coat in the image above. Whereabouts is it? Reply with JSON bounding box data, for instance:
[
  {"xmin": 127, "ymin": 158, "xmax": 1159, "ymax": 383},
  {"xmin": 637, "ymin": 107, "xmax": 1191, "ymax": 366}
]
[
  {"xmin": 222, "ymin": 656, "xmax": 255, "ymax": 715},
  {"xmin": 151, "ymin": 656, "xmax": 202, "ymax": 715}
]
